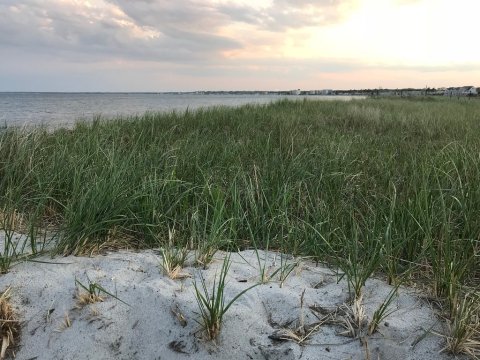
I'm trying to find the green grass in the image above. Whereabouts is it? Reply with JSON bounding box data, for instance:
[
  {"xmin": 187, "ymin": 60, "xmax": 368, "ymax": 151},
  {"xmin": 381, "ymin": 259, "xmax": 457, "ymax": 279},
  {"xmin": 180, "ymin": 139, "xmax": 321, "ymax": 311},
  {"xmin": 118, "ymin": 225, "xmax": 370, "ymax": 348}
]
[
  {"xmin": 75, "ymin": 276, "xmax": 130, "ymax": 307},
  {"xmin": 0, "ymin": 97, "xmax": 479, "ymax": 303},
  {"xmin": 158, "ymin": 227, "xmax": 189, "ymax": 279},
  {"xmin": 193, "ymin": 254, "xmax": 257, "ymax": 340}
]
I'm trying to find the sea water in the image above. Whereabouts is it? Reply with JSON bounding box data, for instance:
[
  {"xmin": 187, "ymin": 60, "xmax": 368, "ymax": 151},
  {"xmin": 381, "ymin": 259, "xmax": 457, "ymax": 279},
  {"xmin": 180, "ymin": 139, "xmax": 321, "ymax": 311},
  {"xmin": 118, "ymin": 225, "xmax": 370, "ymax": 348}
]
[{"xmin": 0, "ymin": 92, "xmax": 360, "ymax": 128}]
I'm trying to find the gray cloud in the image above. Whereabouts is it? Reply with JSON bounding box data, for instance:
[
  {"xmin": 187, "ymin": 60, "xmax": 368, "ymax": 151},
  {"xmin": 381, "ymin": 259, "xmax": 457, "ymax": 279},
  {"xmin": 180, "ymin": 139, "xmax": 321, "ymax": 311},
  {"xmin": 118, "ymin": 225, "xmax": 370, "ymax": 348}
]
[
  {"xmin": 0, "ymin": 0, "xmax": 357, "ymax": 64},
  {"xmin": 105, "ymin": 0, "xmax": 225, "ymax": 31},
  {"xmin": 108, "ymin": 0, "xmax": 357, "ymax": 32},
  {"xmin": 0, "ymin": 1, "xmax": 241, "ymax": 63},
  {"xmin": 218, "ymin": 0, "xmax": 358, "ymax": 31}
]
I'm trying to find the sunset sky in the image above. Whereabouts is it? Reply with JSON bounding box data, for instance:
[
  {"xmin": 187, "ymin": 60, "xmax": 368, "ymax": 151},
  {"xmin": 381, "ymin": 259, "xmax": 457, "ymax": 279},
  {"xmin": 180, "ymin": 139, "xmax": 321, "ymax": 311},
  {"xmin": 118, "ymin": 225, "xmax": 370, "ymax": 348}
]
[{"xmin": 1, "ymin": 0, "xmax": 479, "ymax": 91}]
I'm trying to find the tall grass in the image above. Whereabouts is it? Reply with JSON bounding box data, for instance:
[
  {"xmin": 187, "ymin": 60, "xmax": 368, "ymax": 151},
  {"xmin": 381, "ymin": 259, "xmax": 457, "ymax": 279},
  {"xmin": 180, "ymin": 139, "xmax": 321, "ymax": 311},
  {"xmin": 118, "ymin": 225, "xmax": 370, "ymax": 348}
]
[{"xmin": 0, "ymin": 98, "xmax": 479, "ymax": 298}]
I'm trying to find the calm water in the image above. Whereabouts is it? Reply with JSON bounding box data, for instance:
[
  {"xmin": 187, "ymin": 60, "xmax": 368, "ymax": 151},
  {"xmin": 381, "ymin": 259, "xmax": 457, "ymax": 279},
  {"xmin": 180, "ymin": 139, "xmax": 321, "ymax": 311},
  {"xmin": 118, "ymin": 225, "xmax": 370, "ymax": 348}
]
[{"xmin": 0, "ymin": 92, "xmax": 360, "ymax": 128}]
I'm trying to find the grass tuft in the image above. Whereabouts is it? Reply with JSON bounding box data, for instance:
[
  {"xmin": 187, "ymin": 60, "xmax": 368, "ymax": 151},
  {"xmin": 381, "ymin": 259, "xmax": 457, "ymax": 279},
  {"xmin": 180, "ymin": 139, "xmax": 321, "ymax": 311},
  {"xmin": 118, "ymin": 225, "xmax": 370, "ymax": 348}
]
[
  {"xmin": 0, "ymin": 287, "xmax": 19, "ymax": 360},
  {"xmin": 368, "ymin": 282, "xmax": 401, "ymax": 335},
  {"xmin": 75, "ymin": 277, "xmax": 130, "ymax": 308},
  {"xmin": 443, "ymin": 292, "xmax": 480, "ymax": 357},
  {"xmin": 193, "ymin": 254, "xmax": 257, "ymax": 341},
  {"xmin": 159, "ymin": 228, "xmax": 190, "ymax": 279}
]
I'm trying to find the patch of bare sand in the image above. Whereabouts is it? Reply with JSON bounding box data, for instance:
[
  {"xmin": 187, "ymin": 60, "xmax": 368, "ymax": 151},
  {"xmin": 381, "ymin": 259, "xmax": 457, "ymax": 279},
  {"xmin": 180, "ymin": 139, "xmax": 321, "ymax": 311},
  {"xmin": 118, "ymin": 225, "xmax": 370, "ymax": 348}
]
[{"xmin": 0, "ymin": 233, "xmax": 463, "ymax": 359}]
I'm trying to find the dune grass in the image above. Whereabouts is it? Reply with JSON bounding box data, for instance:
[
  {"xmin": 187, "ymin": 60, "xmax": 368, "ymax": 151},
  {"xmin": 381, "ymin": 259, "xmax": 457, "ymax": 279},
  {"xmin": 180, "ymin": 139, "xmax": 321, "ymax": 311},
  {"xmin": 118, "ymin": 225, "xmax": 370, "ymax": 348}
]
[
  {"xmin": 0, "ymin": 97, "xmax": 479, "ymax": 348},
  {"xmin": 0, "ymin": 287, "xmax": 19, "ymax": 359},
  {"xmin": 193, "ymin": 254, "xmax": 257, "ymax": 340}
]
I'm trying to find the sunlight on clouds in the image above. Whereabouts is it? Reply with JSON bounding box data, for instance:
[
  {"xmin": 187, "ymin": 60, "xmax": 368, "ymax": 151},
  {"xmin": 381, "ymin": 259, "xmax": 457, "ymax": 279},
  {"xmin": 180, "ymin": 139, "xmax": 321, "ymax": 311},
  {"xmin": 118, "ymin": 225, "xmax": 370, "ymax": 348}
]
[
  {"xmin": 219, "ymin": 0, "xmax": 479, "ymax": 69},
  {"xmin": 59, "ymin": 0, "xmax": 161, "ymax": 40},
  {"xmin": 214, "ymin": 0, "xmax": 479, "ymax": 88},
  {"xmin": 114, "ymin": 19, "xmax": 160, "ymax": 40},
  {"xmin": 219, "ymin": 23, "xmax": 285, "ymax": 59},
  {"xmin": 305, "ymin": 0, "xmax": 480, "ymax": 66},
  {"xmin": 214, "ymin": 0, "xmax": 356, "ymax": 61},
  {"xmin": 217, "ymin": 0, "xmax": 359, "ymax": 60}
]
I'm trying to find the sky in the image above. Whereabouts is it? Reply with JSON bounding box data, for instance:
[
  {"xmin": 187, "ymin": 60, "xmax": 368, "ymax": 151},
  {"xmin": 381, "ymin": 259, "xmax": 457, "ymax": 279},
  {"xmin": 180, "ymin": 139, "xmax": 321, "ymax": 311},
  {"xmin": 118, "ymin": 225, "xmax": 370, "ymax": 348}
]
[{"xmin": 1, "ymin": 0, "xmax": 479, "ymax": 92}]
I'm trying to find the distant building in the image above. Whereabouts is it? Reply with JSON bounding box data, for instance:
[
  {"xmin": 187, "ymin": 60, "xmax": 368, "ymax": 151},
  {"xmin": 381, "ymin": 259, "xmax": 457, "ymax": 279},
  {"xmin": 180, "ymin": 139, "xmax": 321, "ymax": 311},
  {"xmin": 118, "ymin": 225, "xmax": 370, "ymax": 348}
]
[
  {"xmin": 444, "ymin": 86, "xmax": 477, "ymax": 97},
  {"xmin": 462, "ymin": 86, "xmax": 478, "ymax": 96},
  {"xmin": 290, "ymin": 89, "xmax": 301, "ymax": 95},
  {"xmin": 319, "ymin": 89, "xmax": 333, "ymax": 95}
]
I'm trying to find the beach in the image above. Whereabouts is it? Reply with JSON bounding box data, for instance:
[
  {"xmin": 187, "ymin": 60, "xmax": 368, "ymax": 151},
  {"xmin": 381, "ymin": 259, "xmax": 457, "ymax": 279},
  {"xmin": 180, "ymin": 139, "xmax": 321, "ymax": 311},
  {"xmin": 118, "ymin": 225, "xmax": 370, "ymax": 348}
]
[
  {"xmin": 0, "ymin": 98, "xmax": 479, "ymax": 359},
  {"xmin": 0, "ymin": 231, "xmax": 456, "ymax": 360}
]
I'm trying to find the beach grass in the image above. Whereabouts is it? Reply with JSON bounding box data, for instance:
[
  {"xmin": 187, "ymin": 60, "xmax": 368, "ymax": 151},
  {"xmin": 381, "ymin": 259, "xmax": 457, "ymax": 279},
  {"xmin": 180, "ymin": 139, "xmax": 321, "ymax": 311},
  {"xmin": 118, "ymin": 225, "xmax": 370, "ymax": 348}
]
[
  {"xmin": 0, "ymin": 287, "xmax": 19, "ymax": 359},
  {"xmin": 193, "ymin": 254, "xmax": 257, "ymax": 340},
  {"xmin": 0, "ymin": 97, "xmax": 479, "ymax": 345}
]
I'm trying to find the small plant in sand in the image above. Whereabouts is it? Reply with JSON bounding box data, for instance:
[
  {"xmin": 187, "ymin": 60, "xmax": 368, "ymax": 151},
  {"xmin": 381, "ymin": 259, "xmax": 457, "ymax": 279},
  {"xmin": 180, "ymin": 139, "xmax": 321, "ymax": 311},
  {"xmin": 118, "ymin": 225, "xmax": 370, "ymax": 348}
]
[
  {"xmin": 75, "ymin": 277, "xmax": 130, "ymax": 308},
  {"xmin": 252, "ymin": 248, "xmax": 277, "ymax": 284},
  {"xmin": 338, "ymin": 294, "xmax": 367, "ymax": 338},
  {"xmin": 0, "ymin": 287, "xmax": 19, "ymax": 360},
  {"xmin": 368, "ymin": 282, "xmax": 401, "ymax": 335},
  {"xmin": 442, "ymin": 292, "xmax": 480, "ymax": 357},
  {"xmin": 276, "ymin": 253, "xmax": 299, "ymax": 288},
  {"xmin": 160, "ymin": 246, "xmax": 190, "ymax": 279},
  {"xmin": 246, "ymin": 223, "xmax": 298, "ymax": 286},
  {"xmin": 195, "ymin": 242, "xmax": 219, "ymax": 270},
  {"xmin": 248, "ymin": 227, "xmax": 273, "ymax": 284},
  {"xmin": 250, "ymin": 250, "xmax": 298, "ymax": 287},
  {"xmin": 269, "ymin": 290, "xmax": 327, "ymax": 345},
  {"xmin": 55, "ymin": 312, "xmax": 72, "ymax": 332},
  {"xmin": 159, "ymin": 228, "xmax": 190, "ymax": 280},
  {"xmin": 193, "ymin": 254, "xmax": 257, "ymax": 341}
]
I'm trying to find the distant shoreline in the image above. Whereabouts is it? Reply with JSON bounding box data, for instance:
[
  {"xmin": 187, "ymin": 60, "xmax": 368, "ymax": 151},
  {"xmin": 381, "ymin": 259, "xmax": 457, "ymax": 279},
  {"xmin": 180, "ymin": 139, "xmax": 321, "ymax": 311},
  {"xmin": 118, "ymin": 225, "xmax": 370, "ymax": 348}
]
[{"xmin": 0, "ymin": 93, "xmax": 364, "ymax": 128}]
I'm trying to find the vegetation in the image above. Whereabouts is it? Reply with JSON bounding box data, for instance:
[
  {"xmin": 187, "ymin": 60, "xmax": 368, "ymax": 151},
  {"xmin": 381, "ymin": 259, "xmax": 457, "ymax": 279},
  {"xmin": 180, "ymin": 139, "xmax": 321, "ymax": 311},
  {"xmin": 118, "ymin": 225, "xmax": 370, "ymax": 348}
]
[
  {"xmin": 0, "ymin": 287, "xmax": 19, "ymax": 359},
  {"xmin": 442, "ymin": 292, "xmax": 480, "ymax": 357},
  {"xmin": 75, "ymin": 277, "xmax": 130, "ymax": 307},
  {"xmin": 193, "ymin": 255, "xmax": 257, "ymax": 340},
  {"xmin": 158, "ymin": 227, "xmax": 190, "ymax": 279},
  {"xmin": 0, "ymin": 97, "xmax": 479, "ymax": 349}
]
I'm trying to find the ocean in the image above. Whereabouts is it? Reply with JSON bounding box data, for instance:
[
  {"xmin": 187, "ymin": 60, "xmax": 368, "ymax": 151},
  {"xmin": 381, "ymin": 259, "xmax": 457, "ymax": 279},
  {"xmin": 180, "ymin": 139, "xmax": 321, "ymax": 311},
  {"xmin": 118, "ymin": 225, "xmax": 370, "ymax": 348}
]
[{"xmin": 0, "ymin": 92, "xmax": 359, "ymax": 128}]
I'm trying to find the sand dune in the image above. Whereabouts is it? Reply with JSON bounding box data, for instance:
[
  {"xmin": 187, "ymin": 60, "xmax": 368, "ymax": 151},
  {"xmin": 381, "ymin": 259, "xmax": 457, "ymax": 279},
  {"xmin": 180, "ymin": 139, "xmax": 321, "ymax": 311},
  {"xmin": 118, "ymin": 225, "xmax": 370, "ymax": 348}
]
[{"xmin": 0, "ymin": 232, "xmax": 459, "ymax": 360}]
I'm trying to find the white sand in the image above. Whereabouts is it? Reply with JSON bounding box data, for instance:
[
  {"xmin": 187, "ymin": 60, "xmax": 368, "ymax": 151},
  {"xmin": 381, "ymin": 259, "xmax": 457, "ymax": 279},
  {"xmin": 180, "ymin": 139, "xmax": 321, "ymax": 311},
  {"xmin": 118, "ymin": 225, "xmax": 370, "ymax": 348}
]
[{"xmin": 0, "ymin": 231, "xmax": 461, "ymax": 360}]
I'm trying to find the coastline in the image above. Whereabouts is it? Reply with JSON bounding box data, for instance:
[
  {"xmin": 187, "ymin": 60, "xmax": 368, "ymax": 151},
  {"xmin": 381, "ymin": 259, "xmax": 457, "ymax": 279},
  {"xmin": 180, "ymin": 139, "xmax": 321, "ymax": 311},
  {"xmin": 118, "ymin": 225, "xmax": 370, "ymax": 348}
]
[{"xmin": 0, "ymin": 98, "xmax": 479, "ymax": 358}]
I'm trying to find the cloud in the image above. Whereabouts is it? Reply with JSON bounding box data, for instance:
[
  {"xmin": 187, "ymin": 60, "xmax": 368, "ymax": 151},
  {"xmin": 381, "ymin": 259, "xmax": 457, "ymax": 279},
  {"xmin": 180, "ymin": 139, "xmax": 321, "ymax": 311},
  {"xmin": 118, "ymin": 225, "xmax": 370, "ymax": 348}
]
[
  {"xmin": 106, "ymin": 0, "xmax": 225, "ymax": 31},
  {"xmin": 3, "ymin": 0, "xmax": 476, "ymax": 91},
  {"xmin": 0, "ymin": 0, "xmax": 358, "ymax": 64},
  {"xmin": 217, "ymin": 0, "xmax": 358, "ymax": 31},
  {"xmin": 0, "ymin": 0, "xmax": 242, "ymax": 63}
]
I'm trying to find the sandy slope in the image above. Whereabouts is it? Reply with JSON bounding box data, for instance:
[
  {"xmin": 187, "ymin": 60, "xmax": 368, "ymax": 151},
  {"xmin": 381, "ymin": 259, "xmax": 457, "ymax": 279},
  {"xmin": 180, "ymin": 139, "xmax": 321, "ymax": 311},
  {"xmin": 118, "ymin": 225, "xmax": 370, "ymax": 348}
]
[{"xmin": 0, "ymin": 232, "xmax": 461, "ymax": 360}]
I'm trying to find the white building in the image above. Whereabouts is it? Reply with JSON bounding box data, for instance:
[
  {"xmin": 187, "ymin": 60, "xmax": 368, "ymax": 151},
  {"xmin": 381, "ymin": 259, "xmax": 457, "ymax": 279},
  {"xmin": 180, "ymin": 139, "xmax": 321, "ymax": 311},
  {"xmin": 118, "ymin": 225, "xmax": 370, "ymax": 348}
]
[
  {"xmin": 462, "ymin": 86, "xmax": 477, "ymax": 96},
  {"xmin": 444, "ymin": 86, "xmax": 477, "ymax": 97},
  {"xmin": 319, "ymin": 89, "xmax": 333, "ymax": 95}
]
